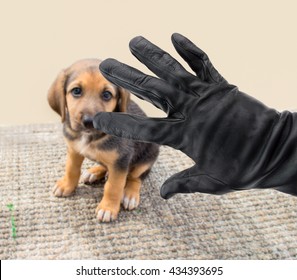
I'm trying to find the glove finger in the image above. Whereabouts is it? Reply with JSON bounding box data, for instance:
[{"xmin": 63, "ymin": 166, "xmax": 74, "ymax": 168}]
[
  {"xmin": 99, "ymin": 58, "xmax": 184, "ymax": 114},
  {"xmin": 129, "ymin": 36, "xmax": 201, "ymax": 91},
  {"xmin": 160, "ymin": 165, "xmax": 230, "ymax": 199},
  {"xmin": 171, "ymin": 33, "xmax": 227, "ymax": 84},
  {"xmin": 275, "ymin": 184, "xmax": 297, "ymax": 196},
  {"xmin": 93, "ymin": 112, "xmax": 182, "ymax": 146}
]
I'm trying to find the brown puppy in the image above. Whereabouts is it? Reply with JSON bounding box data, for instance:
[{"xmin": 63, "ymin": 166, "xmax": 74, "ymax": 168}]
[{"xmin": 48, "ymin": 59, "xmax": 159, "ymax": 222}]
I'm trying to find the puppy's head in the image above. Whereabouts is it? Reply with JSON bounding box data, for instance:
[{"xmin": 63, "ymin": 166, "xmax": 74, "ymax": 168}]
[{"xmin": 48, "ymin": 59, "xmax": 130, "ymax": 132}]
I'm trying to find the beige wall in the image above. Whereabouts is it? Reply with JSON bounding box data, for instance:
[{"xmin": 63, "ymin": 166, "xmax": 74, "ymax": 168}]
[{"xmin": 0, "ymin": 0, "xmax": 297, "ymax": 125}]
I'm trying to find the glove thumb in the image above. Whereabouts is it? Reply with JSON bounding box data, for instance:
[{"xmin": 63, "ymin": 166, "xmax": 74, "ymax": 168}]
[{"xmin": 160, "ymin": 165, "xmax": 230, "ymax": 199}]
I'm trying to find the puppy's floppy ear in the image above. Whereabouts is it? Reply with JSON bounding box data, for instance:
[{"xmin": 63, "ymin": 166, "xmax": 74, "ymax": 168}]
[
  {"xmin": 47, "ymin": 70, "xmax": 67, "ymax": 122},
  {"xmin": 118, "ymin": 87, "xmax": 130, "ymax": 112}
]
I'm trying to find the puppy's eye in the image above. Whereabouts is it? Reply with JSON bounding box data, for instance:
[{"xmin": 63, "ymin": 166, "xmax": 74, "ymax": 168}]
[
  {"xmin": 101, "ymin": 91, "xmax": 112, "ymax": 101},
  {"xmin": 71, "ymin": 87, "xmax": 82, "ymax": 97}
]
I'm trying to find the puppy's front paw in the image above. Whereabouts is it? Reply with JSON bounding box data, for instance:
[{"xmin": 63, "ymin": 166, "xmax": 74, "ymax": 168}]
[
  {"xmin": 96, "ymin": 202, "xmax": 119, "ymax": 223},
  {"xmin": 122, "ymin": 181, "xmax": 141, "ymax": 210},
  {"xmin": 122, "ymin": 191, "xmax": 140, "ymax": 210},
  {"xmin": 52, "ymin": 179, "xmax": 76, "ymax": 197}
]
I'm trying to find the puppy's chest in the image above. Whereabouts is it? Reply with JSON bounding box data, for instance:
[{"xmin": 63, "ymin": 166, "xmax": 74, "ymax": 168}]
[{"xmin": 73, "ymin": 135, "xmax": 106, "ymax": 164}]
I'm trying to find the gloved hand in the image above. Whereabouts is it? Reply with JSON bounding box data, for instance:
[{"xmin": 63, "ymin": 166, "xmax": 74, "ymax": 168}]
[{"xmin": 94, "ymin": 33, "xmax": 297, "ymax": 199}]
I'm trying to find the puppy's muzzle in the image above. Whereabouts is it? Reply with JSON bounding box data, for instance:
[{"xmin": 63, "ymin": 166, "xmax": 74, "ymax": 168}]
[{"xmin": 82, "ymin": 115, "xmax": 94, "ymax": 129}]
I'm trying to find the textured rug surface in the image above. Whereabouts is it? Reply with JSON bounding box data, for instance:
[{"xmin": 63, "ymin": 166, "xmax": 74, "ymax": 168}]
[{"xmin": 0, "ymin": 123, "xmax": 297, "ymax": 260}]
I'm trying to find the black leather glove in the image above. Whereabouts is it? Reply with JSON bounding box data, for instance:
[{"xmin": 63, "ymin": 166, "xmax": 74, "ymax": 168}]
[{"xmin": 94, "ymin": 33, "xmax": 297, "ymax": 199}]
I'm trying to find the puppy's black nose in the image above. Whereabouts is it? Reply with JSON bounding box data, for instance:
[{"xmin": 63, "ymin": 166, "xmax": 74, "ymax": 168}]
[{"xmin": 82, "ymin": 115, "xmax": 94, "ymax": 129}]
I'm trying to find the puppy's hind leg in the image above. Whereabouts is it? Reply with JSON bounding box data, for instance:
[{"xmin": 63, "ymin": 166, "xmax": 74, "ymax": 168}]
[
  {"xmin": 81, "ymin": 165, "xmax": 107, "ymax": 184},
  {"xmin": 122, "ymin": 163, "xmax": 152, "ymax": 210}
]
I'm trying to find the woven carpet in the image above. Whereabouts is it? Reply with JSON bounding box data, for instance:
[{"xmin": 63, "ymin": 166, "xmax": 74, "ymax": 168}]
[{"xmin": 0, "ymin": 123, "xmax": 297, "ymax": 260}]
